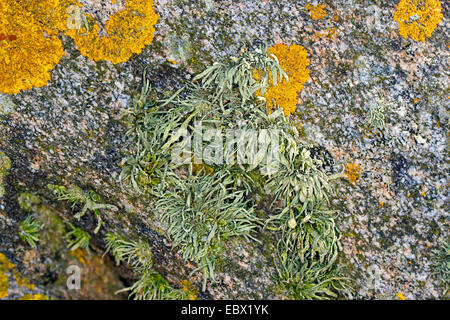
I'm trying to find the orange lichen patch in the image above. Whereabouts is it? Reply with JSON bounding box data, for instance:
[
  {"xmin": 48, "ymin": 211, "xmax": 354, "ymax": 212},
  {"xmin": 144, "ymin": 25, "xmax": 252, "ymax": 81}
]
[
  {"xmin": 394, "ymin": 0, "xmax": 443, "ymax": 42},
  {"xmin": 19, "ymin": 294, "xmax": 50, "ymax": 300},
  {"xmin": 345, "ymin": 163, "xmax": 361, "ymax": 185},
  {"xmin": 314, "ymin": 27, "xmax": 339, "ymax": 40},
  {"xmin": 14, "ymin": 0, "xmax": 78, "ymax": 35},
  {"xmin": 0, "ymin": 253, "xmax": 15, "ymax": 299},
  {"xmin": 13, "ymin": 270, "xmax": 35, "ymax": 290},
  {"xmin": 71, "ymin": 248, "xmax": 87, "ymax": 265},
  {"xmin": 66, "ymin": 0, "xmax": 158, "ymax": 64},
  {"xmin": 306, "ymin": 3, "xmax": 327, "ymax": 21},
  {"xmin": 396, "ymin": 292, "xmax": 406, "ymax": 300},
  {"xmin": 0, "ymin": 1, "xmax": 65, "ymax": 94},
  {"xmin": 1, "ymin": 252, "xmax": 43, "ymax": 299},
  {"xmin": 0, "ymin": 273, "xmax": 8, "ymax": 299},
  {"xmin": 0, "ymin": 253, "xmax": 16, "ymax": 272},
  {"xmin": 0, "ymin": 0, "xmax": 159, "ymax": 93},
  {"xmin": 254, "ymin": 44, "xmax": 310, "ymax": 116}
]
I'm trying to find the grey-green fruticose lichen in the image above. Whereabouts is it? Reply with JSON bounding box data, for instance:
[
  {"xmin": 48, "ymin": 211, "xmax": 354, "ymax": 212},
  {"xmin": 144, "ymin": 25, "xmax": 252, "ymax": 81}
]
[
  {"xmin": 18, "ymin": 215, "xmax": 42, "ymax": 248},
  {"xmin": 120, "ymin": 44, "xmax": 351, "ymax": 298},
  {"xmin": 48, "ymin": 184, "xmax": 118, "ymax": 234},
  {"xmin": 432, "ymin": 241, "xmax": 450, "ymax": 297},
  {"xmin": 105, "ymin": 233, "xmax": 188, "ymax": 300},
  {"xmin": 0, "ymin": 152, "xmax": 11, "ymax": 198}
]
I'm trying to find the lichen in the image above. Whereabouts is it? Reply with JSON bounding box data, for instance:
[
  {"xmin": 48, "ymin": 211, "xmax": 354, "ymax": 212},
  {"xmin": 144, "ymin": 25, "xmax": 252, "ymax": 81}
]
[
  {"xmin": 105, "ymin": 233, "xmax": 187, "ymax": 300},
  {"xmin": 17, "ymin": 192, "xmax": 68, "ymax": 253},
  {"xmin": 13, "ymin": 271, "xmax": 35, "ymax": 290},
  {"xmin": 0, "ymin": 253, "xmax": 15, "ymax": 299},
  {"xmin": 254, "ymin": 43, "xmax": 310, "ymax": 116},
  {"xmin": 432, "ymin": 241, "xmax": 449, "ymax": 296},
  {"xmin": 0, "ymin": 1, "xmax": 65, "ymax": 94},
  {"xmin": 0, "ymin": 252, "xmax": 40, "ymax": 299},
  {"xmin": 0, "ymin": 152, "xmax": 11, "ymax": 198},
  {"xmin": 394, "ymin": 0, "xmax": 443, "ymax": 42},
  {"xmin": 0, "ymin": 0, "xmax": 159, "ymax": 93},
  {"xmin": 0, "ymin": 273, "xmax": 8, "ymax": 299},
  {"xmin": 48, "ymin": 184, "xmax": 118, "ymax": 234},
  {"xmin": 71, "ymin": 248, "xmax": 87, "ymax": 265},
  {"xmin": 18, "ymin": 215, "xmax": 42, "ymax": 248},
  {"xmin": 66, "ymin": 0, "xmax": 159, "ymax": 64},
  {"xmin": 396, "ymin": 292, "xmax": 406, "ymax": 300},
  {"xmin": 18, "ymin": 294, "xmax": 50, "ymax": 300},
  {"xmin": 345, "ymin": 163, "xmax": 361, "ymax": 185},
  {"xmin": 121, "ymin": 46, "xmax": 349, "ymax": 298},
  {"xmin": 14, "ymin": 0, "xmax": 77, "ymax": 35},
  {"xmin": 306, "ymin": 2, "xmax": 327, "ymax": 21},
  {"xmin": 314, "ymin": 27, "xmax": 339, "ymax": 41}
]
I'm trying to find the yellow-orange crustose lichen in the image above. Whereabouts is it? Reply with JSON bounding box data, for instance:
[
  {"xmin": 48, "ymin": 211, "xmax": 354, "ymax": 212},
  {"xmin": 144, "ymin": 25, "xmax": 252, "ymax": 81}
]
[
  {"xmin": 0, "ymin": 252, "xmax": 42, "ymax": 299},
  {"xmin": 0, "ymin": 0, "xmax": 158, "ymax": 94},
  {"xmin": 14, "ymin": 0, "xmax": 77, "ymax": 34},
  {"xmin": 0, "ymin": 253, "xmax": 15, "ymax": 299},
  {"xmin": 0, "ymin": 1, "xmax": 65, "ymax": 94},
  {"xmin": 66, "ymin": 0, "xmax": 158, "ymax": 64},
  {"xmin": 254, "ymin": 44, "xmax": 310, "ymax": 116},
  {"xmin": 306, "ymin": 3, "xmax": 327, "ymax": 20},
  {"xmin": 345, "ymin": 163, "xmax": 361, "ymax": 185},
  {"xmin": 396, "ymin": 292, "xmax": 406, "ymax": 300},
  {"xmin": 314, "ymin": 27, "xmax": 339, "ymax": 40},
  {"xmin": 19, "ymin": 294, "xmax": 50, "ymax": 300},
  {"xmin": 394, "ymin": 0, "xmax": 443, "ymax": 42}
]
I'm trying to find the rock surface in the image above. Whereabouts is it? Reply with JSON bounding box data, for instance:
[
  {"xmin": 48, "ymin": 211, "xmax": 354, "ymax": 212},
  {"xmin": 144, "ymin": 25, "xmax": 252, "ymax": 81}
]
[{"xmin": 0, "ymin": 0, "xmax": 448, "ymax": 299}]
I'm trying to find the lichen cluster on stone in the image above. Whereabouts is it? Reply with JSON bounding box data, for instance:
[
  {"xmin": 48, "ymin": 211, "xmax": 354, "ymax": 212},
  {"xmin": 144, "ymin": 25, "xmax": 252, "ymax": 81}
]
[
  {"xmin": 0, "ymin": 1, "xmax": 65, "ymax": 94},
  {"xmin": 0, "ymin": 252, "xmax": 49, "ymax": 300},
  {"xmin": 394, "ymin": 0, "xmax": 443, "ymax": 42},
  {"xmin": 345, "ymin": 163, "xmax": 361, "ymax": 185},
  {"xmin": 305, "ymin": 2, "xmax": 327, "ymax": 21},
  {"xmin": 19, "ymin": 294, "xmax": 50, "ymax": 300},
  {"xmin": 66, "ymin": 0, "xmax": 159, "ymax": 64},
  {"xmin": 254, "ymin": 43, "xmax": 310, "ymax": 116},
  {"xmin": 0, "ymin": 0, "xmax": 158, "ymax": 94},
  {"xmin": 120, "ymin": 46, "xmax": 350, "ymax": 298},
  {"xmin": 0, "ymin": 253, "xmax": 15, "ymax": 299}
]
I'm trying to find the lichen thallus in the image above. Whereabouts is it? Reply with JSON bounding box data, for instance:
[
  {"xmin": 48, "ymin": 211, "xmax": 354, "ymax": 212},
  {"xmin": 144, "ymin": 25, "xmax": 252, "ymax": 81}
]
[{"xmin": 115, "ymin": 44, "xmax": 351, "ymax": 299}]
